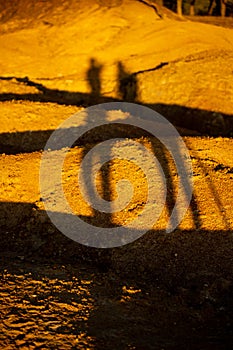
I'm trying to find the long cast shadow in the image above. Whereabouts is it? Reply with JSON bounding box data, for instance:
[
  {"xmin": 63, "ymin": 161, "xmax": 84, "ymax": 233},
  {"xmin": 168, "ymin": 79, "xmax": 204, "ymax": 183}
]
[
  {"xmin": 0, "ymin": 75, "xmax": 232, "ymax": 138},
  {"xmin": 0, "ymin": 76, "xmax": 117, "ymax": 106},
  {"xmin": 0, "ymin": 103, "xmax": 232, "ymax": 155},
  {"xmin": 0, "ymin": 200, "xmax": 232, "ymax": 271}
]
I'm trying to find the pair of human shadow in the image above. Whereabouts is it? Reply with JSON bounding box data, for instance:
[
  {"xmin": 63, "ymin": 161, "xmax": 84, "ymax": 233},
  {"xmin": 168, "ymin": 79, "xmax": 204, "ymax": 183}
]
[
  {"xmin": 0, "ymin": 59, "xmax": 138, "ymax": 105},
  {"xmin": 86, "ymin": 58, "xmax": 138, "ymax": 103}
]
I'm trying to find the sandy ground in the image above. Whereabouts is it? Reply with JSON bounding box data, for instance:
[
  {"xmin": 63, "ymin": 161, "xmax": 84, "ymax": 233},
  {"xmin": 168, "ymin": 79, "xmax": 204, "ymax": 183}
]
[
  {"xmin": 1, "ymin": 105, "xmax": 233, "ymax": 349},
  {"xmin": 0, "ymin": 1, "xmax": 233, "ymax": 349}
]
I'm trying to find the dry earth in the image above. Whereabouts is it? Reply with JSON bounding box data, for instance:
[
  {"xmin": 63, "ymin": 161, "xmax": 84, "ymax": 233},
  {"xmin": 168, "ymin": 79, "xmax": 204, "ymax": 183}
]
[{"xmin": 0, "ymin": 1, "xmax": 233, "ymax": 349}]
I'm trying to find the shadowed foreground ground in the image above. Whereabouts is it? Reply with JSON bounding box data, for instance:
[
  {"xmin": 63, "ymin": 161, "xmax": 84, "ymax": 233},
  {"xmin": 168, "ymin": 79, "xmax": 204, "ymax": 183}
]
[{"xmin": 1, "ymin": 132, "xmax": 233, "ymax": 349}]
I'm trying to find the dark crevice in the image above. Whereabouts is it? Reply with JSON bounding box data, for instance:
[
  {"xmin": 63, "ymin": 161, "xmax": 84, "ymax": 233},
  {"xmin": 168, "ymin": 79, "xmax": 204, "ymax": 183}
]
[
  {"xmin": 134, "ymin": 61, "xmax": 169, "ymax": 76},
  {"xmin": 136, "ymin": 0, "xmax": 163, "ymax": 19}
]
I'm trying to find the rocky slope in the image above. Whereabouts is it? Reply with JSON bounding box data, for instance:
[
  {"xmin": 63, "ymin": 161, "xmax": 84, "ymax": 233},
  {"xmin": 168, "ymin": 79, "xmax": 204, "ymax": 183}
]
[{"xmin": 0, "ymin": 0, "xmax": 233, "ymax": 135}]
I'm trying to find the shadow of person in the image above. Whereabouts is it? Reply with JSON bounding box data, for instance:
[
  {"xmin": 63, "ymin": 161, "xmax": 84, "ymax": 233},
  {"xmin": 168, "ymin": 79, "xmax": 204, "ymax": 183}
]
[
  {"xmin": 117, "ymin": 61, "xmax": 138, "ymax": 102},
  {"xmin": 86, "ymin": 58, "xmax": 103, "ymax": 104}
]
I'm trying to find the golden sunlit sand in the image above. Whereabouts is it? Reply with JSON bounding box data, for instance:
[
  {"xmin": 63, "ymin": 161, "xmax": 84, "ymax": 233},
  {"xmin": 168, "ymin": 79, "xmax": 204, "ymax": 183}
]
[{"xmin": 0, "ymin": 0, "xmax": 233, "ymax": 348}]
